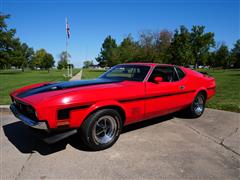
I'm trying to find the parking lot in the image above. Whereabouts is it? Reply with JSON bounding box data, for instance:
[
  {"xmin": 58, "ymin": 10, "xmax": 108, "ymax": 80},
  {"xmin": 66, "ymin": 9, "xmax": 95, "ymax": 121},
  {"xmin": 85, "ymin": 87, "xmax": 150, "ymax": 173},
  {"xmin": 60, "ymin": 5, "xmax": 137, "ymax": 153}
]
[{"xmin": 1, "ymin": 108, "xmax": 239, "ymax": 179}]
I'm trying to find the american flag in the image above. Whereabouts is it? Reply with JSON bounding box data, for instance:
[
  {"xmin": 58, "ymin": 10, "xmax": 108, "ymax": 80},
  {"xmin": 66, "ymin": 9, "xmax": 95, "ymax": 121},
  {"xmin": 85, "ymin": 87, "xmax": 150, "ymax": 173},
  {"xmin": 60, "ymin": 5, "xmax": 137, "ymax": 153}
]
[{"xmin": 66, "ymin": 17, "xmax": 70, "ymax": 39}]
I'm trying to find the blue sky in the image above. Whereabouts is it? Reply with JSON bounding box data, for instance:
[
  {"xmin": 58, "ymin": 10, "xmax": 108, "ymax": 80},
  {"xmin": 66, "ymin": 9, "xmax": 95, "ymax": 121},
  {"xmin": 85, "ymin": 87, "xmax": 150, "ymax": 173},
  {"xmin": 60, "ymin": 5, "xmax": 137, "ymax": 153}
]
[{"xmin": 1, "ymin": 0, "xmax": 239, "ymax": 67}]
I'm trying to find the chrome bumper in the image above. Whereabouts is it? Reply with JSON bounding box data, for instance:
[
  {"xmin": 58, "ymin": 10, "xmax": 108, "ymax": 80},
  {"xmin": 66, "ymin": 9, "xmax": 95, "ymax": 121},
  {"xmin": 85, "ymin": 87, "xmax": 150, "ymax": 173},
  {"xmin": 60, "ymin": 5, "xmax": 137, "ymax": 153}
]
[{"xmin": 10, "ymin": 104, "xmax": 48, "ymax": 130}]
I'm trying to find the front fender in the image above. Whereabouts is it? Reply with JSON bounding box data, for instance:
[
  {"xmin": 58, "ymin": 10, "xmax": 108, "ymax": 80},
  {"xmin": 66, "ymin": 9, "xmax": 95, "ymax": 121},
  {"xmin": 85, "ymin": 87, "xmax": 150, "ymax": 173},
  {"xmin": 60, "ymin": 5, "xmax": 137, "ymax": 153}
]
[
  {"xmin": 69, "ymin": 100, "xmax": 126, "ymax": 128},
  {"xmin": 89, "ymin": 100, "xmax": 126, "ymax": 112}
]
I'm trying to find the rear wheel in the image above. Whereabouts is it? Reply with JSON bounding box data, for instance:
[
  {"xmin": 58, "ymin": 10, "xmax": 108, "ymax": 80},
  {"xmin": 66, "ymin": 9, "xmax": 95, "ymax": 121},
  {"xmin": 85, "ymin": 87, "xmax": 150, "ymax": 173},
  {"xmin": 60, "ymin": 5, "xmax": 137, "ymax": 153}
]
[
  {"xmin": 79, "ymin": 109, "xmax": 122, "ymax": 151},
  {"xmin": 186, "ymin": 92, "xmax": 206, "ymax": 118}
]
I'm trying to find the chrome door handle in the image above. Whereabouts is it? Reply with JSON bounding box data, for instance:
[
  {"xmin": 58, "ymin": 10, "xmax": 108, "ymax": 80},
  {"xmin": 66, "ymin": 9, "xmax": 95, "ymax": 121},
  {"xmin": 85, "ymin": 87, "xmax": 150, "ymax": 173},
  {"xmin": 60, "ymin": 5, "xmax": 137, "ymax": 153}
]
[{"xmin": 179, "ymin": 85, "xmax": 185, "ymax": 90}]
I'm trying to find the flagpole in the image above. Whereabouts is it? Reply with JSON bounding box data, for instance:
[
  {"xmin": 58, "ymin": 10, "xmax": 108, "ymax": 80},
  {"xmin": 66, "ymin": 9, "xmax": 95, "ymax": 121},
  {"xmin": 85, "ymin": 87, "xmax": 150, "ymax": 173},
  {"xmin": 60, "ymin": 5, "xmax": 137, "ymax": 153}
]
[{"xmin": 66, "ymin": 17, "xmax": 70, "ymax": 77}]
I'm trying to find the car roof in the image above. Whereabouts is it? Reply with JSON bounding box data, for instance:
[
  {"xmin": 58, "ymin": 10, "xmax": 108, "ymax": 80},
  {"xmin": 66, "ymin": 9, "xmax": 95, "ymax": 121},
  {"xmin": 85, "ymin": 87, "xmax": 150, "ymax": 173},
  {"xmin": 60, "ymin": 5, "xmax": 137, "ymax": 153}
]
[{"xmin": 120, "ymin": 62, "xmax": 175, "ymax": 67}]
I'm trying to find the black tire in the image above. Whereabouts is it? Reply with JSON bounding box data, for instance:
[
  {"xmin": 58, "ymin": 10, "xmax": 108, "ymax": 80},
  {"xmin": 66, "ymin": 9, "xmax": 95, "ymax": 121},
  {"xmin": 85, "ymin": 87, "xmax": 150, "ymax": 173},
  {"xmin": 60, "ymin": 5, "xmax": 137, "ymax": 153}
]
[
  {"xmin": 79, "ymin": 109, "xmax": 122, "ymax": 151},
  {"xmin": 185, "ymin": 92, "xmax": 206, "ymax": 118}
]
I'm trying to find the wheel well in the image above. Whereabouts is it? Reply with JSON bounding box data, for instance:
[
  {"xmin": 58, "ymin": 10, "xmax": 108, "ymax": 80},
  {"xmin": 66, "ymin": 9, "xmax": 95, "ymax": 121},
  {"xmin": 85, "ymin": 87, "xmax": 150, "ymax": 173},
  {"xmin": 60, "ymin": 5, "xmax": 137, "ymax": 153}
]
[
  {"xmin": 198, "ymin": 90, "xmax": 207, "ymax": 100},
  {"xmin": 86, "ymin": 105, "xmax": 126, "ymax": 125}
]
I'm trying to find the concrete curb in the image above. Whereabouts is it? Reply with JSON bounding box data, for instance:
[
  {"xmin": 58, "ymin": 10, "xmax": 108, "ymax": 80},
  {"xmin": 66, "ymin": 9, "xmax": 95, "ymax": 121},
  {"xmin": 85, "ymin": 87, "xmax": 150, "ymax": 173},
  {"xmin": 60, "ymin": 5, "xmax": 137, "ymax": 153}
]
[{"xmin": 0, "ymin": 105, "xmax": 10, "ymax": 112}]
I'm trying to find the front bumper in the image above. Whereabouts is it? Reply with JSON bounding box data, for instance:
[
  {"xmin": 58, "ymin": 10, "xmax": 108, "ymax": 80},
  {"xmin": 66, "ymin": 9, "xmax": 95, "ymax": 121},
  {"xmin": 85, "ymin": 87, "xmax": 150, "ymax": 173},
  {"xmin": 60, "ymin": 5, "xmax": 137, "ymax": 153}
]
[
  {"xmin": 10, "ymin": 104, "xmax": 48, "ymax": 130},
  {"xmin": 10, "ymin": 104, "xmax": 78, "ymax": 143}
]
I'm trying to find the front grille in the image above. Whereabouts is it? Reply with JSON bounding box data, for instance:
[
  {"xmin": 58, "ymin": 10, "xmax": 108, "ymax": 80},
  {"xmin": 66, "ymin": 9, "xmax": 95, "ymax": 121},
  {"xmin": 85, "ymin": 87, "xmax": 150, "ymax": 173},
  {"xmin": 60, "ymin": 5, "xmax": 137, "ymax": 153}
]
[{"xmin": 13, "ymin": 100, "xmax": 38, "ymax": 120}]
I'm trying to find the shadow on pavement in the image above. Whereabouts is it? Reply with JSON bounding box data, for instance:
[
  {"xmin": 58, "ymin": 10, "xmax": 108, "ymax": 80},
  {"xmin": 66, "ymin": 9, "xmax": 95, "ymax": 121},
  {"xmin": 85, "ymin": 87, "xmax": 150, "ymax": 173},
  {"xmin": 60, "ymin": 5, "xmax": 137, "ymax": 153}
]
[
  {"xmin": 3, "ymin": 121, "xmax": 70, "ymax": 155},
  {"xmin": 3, "ymin": 114, "xmax": 174, "ymax": 155},
  {"xmin": 122, "ymin": 114, "xmax": 173, "ymax": 133}
]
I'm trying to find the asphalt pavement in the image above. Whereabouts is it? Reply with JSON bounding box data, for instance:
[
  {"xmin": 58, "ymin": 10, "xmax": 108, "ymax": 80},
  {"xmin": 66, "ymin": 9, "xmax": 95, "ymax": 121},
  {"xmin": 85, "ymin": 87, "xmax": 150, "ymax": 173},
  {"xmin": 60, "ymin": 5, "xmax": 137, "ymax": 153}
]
[{"xmin": 1, "ymin": 108, "xmax": 239, "ymax": 179}]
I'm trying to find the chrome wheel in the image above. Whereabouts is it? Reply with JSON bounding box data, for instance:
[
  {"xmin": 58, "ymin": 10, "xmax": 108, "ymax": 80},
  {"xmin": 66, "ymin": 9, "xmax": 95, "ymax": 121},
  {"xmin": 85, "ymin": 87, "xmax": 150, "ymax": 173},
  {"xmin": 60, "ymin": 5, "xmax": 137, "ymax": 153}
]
[
  {"xmin": 193, "ymin": 95, "xmax": 204, "ymax": 115},
  {"xmin": 93, "ymin": 115, "xmax": 117, "ymax": 144}
]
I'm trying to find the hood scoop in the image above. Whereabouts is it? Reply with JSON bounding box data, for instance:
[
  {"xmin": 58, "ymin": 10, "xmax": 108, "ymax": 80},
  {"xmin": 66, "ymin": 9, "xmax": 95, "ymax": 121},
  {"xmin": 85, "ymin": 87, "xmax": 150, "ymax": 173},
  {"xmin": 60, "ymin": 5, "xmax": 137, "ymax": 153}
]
[{"xmin": 16, "ymin": 78, "xmax": 123, "ymax": 98}]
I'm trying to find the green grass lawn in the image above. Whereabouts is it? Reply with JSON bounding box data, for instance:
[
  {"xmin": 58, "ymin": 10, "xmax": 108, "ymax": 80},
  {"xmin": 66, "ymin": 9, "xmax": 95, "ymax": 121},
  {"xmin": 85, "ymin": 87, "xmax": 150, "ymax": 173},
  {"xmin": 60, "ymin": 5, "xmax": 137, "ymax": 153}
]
[
  {"xmin": 82, "ymin": 69, "xmax": 106, "ymax": 79},
  {"xmin": 200, "ymin": 69, "xmax": 240, "ymax": 113},
  {"xmin": 0, "ymin": 69, "xmax": 80, "ymax": 105},
  {"xmin": 82, "ymin": 68, "xmax": 240, "ymax": 113}
]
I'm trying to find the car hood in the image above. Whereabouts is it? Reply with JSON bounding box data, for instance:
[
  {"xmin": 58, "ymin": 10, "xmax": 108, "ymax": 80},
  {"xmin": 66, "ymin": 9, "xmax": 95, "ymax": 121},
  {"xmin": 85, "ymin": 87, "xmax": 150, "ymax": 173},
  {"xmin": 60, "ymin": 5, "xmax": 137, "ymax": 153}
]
[{"xmin": 16, "ymin": 78, "xmax": 124, "ymax": 99}]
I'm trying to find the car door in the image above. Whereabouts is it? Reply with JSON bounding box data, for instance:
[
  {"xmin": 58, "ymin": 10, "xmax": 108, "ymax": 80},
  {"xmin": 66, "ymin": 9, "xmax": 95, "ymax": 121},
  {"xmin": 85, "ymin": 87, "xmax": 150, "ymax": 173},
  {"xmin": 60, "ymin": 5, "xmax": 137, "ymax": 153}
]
[{"xmin": 144, "ymin": 65, "xmax": 187, "ymax": 119}]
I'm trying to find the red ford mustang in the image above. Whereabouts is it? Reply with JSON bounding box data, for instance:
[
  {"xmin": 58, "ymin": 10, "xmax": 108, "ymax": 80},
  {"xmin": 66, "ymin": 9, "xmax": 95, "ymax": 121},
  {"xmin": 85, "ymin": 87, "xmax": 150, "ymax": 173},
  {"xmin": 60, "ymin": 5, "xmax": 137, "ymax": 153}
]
[{"xmin": 10, "ymin": 63, "xmax": 216, "ymax": 150}]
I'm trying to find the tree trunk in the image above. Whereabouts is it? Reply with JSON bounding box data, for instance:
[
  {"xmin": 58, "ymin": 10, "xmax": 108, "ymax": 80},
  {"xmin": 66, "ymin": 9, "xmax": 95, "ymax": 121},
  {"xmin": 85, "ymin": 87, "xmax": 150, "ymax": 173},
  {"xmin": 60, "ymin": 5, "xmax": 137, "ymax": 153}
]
[{"xmin": 195, "ymin": 58, "xmax": 199, "ymax": 69}]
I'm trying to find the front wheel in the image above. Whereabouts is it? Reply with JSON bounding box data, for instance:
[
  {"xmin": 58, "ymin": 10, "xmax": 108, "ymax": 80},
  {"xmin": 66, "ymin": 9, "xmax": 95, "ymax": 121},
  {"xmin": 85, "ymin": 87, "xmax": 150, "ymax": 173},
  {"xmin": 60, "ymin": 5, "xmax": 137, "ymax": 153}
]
[
  {"xmin": 186, "ymin": 92, "xmax": 206, "ymax": 118},
  {"xmin": 79, "ymin": 109, "xmax": 122, "ymax": 151}
]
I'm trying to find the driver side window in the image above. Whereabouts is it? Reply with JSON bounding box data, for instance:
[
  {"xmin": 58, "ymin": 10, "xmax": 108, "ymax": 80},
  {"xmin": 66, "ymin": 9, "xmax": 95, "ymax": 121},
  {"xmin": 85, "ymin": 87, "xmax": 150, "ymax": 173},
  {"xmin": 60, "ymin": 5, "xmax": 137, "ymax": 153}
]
[{"xmin": 148, "ymin": 66, "xmax": 178, "ymax": 82}]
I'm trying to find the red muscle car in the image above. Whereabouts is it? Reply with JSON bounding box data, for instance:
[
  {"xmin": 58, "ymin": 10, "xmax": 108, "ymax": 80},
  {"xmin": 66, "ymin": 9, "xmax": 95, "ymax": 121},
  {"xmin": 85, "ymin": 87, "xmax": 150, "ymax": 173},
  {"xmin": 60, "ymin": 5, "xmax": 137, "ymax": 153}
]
[{"xmin": 10, "ymin": 63, "xmax": 216, "ymax": 150}]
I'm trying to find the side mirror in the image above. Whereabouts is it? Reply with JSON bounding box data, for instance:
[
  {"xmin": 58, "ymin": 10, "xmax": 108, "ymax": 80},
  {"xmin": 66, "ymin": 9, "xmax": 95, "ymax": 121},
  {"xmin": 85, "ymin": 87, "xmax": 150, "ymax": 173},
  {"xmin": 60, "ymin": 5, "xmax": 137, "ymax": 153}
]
[{"xmin": 154, "ymin": 76, "xmax": 163, "ymax": 84}]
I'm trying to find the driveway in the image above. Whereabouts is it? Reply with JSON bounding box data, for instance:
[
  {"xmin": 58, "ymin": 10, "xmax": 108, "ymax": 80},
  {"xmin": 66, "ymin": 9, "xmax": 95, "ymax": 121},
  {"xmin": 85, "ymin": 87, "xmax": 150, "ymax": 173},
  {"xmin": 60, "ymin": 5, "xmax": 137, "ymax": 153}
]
[{"xmin": 1, "ymin": 108, "xmax": 239, "ymax": 179}]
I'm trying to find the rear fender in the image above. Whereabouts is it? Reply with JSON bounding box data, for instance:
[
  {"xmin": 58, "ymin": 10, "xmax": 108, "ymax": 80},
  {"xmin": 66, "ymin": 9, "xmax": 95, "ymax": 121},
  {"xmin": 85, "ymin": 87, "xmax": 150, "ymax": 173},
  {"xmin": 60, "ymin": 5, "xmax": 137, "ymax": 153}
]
[{"xmin": 193, "ymin": 87, "xmax": 208, "ymax": 101}]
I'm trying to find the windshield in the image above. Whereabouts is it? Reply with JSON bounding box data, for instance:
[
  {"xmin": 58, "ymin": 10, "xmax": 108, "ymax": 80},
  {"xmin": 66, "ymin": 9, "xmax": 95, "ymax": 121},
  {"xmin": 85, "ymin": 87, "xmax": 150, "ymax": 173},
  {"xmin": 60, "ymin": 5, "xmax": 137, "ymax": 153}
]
[{"xmin": 99, "ymin": 65, "xmax": 151, "ymax": 82}]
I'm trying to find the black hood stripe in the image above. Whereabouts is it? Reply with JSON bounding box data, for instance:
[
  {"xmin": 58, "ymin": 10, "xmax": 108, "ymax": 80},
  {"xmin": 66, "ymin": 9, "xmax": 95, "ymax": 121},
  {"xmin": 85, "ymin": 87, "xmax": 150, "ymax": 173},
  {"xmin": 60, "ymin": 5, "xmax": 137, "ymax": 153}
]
[{"xmin": 17, "ymin": 78, "xmax": 123, "ymax": 98}]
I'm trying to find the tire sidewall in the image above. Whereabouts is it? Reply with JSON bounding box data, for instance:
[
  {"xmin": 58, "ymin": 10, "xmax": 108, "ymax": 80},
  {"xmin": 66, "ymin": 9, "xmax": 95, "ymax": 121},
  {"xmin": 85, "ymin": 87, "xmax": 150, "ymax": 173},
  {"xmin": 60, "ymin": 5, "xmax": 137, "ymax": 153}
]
[
  {"xmin": 82, "ymin": 109, "xmax": 122, "ymax": 150},
  {"xmin": 190, "ymin": 92, "xmax": 206, "ymax": 118}
]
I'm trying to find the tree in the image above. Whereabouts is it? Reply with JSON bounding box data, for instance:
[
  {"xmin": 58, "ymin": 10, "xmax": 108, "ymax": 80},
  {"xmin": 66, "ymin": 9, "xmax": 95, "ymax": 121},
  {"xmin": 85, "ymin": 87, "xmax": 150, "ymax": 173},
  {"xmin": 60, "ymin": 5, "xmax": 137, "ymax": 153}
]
[
  {"xmin": 83, "ymin": 60, "xmax": 93, "ymax": 68},
  {"xmin": 0, "ymin": 13, "xmax": 17, "ymax": 68},
  {"xmin": 156, "ymin": 30, "xmax": 173, "ymax": 63},
  {"xmin": 0, "ymin": 13, "xmax": 34, "ymax": 70},
  {"xmin": 96, "ymin": 26, "xmax": 240, "ymax": 69},
  {"xmin": 215, "ymin": 44, "xmax": 229, "ymax": 68},
  {"xmin": 41, "ymin": 53, "xmax": 54, "ymax": 72},
  {"xmin": 32, "ymin": 49, "xmax": 54, "ymax": 71},
  {"xmin": 9, "ymin": 38, "xmax": 25, "ymax": 69},
  {"xmin": 57, "ymin": 51, "xmax": 71, "ymax": 69},
  {"xmin": 6, "ymin": 39, "xmax": 34, "ymax": 71},
  {"xmin": 206, "ymin": 51, "xmax": 216, "ymax": 68},
  {"xmin": 166, "ymin": 26, "xmax": 215, "ymax": 67},
  {"xmin": 32, "ymin": 49, "xmax": 44, "ymax": 69},
  {"xmin": 190, "ymin": 26, "xmax": 215, "ymax": 68},
  {"xmin": 167, "ymin": 26, "xmax": 194, "ymax": 65},
  {"xmin": 96, "ymin": 35, "xmax": 118, "ymax": 67},
  {"xmin": 118, "ymin": 35, "xmax": 139, "ymax": 63},
  {"xmin": 137, "ymin": 31, "xmax": 157, "ymax": 62},
  {"xmin": 13, "ymin": 42, "xmax": 34, "ymax": 71},
  {"xmin": 21, "ymin": 43, "xmax": 34, "ymax": 71},
  {"xmin": 230, "ymin": 39, "xmax": 240, "ymax": 68}
]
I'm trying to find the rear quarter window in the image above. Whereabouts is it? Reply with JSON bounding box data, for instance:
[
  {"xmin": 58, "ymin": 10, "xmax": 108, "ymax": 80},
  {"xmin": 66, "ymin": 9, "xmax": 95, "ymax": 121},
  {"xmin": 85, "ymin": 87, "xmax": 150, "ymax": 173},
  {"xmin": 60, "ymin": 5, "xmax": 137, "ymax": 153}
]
[{"xmin": 176, "ymin": 67, "xmax": 185, "ymax": 80}]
